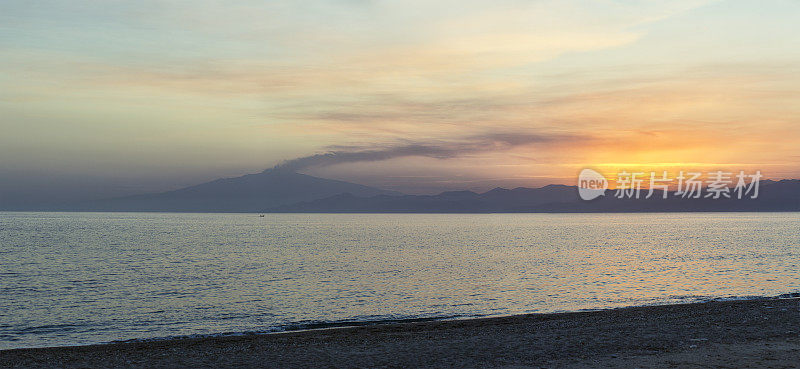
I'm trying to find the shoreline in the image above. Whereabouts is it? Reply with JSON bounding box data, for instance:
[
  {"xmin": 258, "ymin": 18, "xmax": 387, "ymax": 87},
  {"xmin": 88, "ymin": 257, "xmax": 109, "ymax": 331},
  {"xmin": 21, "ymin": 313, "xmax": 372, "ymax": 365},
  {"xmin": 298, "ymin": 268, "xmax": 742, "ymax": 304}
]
[
  {"xmin": 3, "ymin": 297, "xmax": 800, "ymax": 368},
  {"xmin": 6, "ymin": 294, "xmax": 796, "ymax": 351}
]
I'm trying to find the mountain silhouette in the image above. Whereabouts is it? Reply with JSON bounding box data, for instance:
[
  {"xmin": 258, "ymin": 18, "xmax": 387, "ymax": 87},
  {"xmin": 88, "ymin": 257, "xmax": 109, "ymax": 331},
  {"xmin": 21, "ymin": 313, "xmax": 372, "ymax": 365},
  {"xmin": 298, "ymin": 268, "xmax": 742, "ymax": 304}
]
[
  {"xmin": 74, "ymin": 169, "xmax": 399, "ymax": 212},
  {"xmin": 268, "ymin": 180, "xmax": 800, "ymax": 213},
  {"xmin": 46, "ymin": 172, "xmax": 800, "ymax": 213}
]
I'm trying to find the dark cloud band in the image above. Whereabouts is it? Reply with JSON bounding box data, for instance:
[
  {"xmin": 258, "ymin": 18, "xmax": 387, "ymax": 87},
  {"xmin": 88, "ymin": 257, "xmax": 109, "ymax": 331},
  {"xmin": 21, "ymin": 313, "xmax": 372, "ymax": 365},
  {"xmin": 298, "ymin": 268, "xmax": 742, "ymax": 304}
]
[{"xmin": 272, "ymin": 132, "xmax": 581, "ymax": 172}]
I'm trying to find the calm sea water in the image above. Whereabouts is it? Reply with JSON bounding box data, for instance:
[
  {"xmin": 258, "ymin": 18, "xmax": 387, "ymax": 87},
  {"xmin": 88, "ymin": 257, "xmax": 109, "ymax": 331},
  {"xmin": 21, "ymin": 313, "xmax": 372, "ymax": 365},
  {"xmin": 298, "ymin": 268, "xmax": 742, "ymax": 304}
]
[{"xmin": 1, "ymin": 212, "xmax": 799, "ymax": 349}]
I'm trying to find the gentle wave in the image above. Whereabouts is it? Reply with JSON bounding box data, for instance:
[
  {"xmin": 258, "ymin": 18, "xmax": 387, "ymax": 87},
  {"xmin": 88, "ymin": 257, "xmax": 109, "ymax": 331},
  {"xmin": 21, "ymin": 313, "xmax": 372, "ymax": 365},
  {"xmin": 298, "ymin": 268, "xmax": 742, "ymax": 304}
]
[
  {"xmin": 2, "ymin": 212, "xmax": 800, "ymax": 349},
  {"xmin": 107, "ymin": 292, "xmax": 800, "ymax": 347}
]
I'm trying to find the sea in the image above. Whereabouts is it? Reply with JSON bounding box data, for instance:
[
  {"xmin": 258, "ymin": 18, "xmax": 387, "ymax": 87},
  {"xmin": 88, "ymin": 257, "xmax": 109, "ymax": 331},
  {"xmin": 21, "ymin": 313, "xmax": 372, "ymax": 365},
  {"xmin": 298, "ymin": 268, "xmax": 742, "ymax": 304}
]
[{"xmin": 1, "ymin": 212, "xmax": 799, "ymax": 349}]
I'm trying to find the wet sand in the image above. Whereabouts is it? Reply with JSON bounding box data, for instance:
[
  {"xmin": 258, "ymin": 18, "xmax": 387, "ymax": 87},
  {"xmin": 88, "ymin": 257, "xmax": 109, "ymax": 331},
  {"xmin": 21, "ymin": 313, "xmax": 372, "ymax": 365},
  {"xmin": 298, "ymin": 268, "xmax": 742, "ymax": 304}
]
[{"xmin": 2, "ymin": 297, "xmax": 800, "ymax": 368}]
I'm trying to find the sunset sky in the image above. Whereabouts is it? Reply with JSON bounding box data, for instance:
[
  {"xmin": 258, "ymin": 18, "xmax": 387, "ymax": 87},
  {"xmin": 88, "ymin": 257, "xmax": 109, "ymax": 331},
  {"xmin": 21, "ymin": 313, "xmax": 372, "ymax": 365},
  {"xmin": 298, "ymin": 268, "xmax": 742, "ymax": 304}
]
[{"xmin": 1, "ymin": 0, "xmax": 799, "ymax": 204}]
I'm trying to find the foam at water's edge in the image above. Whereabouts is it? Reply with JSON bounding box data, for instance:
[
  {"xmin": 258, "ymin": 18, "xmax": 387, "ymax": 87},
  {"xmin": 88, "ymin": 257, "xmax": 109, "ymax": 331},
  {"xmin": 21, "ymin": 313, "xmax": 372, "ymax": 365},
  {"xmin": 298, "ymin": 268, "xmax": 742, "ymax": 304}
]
[
  {"xmin": 106, "ymin": 292, "xmax": 800, "ymax": 347},
  {"xmin": 111, "ymin": 315, "xmax": 467, "ymax": 344}
]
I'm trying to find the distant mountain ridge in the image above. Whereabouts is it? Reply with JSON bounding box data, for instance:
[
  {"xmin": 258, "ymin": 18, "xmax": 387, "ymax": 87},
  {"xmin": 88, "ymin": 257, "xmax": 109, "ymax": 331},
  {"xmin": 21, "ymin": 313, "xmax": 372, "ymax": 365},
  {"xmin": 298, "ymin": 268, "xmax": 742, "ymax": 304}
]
[
  {"xmin": 36, "ymin": 171, "xmax": 800, "ymax": 213},
  {"xmin": 267, "ymin": 179, "xmax": 800, "ymax": 213},
  {"xmin": 72, "ymin": 169, "xmax": 399, "ymax": 212}
]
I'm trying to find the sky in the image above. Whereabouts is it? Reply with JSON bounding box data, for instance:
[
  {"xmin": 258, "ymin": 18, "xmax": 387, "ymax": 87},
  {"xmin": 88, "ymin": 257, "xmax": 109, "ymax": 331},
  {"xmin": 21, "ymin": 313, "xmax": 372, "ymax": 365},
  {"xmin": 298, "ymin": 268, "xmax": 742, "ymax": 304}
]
[{"xmin": 1, "ymin": 0, "xmax": 799, "ymax": 205}]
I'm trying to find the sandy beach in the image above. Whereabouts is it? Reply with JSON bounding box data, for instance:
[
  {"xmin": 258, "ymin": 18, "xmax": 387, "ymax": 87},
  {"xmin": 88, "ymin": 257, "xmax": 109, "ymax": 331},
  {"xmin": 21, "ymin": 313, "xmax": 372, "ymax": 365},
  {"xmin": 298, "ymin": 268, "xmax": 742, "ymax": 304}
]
[{"xmin": 2, "ymin": 297, "xmax": 799, "ymax": 368}]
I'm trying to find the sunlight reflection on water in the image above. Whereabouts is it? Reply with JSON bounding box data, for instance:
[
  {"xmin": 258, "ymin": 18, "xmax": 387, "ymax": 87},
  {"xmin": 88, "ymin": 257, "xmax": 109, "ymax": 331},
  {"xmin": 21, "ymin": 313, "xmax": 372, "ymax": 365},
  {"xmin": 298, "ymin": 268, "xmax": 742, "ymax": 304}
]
[{"xmin": 1, "ymin": 212, "xmax": 799, "ymax": 348}]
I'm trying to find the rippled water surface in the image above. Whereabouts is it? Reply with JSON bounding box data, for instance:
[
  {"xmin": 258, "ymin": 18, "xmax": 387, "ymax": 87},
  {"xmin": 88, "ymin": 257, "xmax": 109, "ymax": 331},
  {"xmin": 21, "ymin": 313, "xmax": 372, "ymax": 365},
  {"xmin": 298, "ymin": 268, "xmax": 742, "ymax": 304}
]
[{"xmin": 1, "ymin": 212, "xmax": 799, "ymax": 349}]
